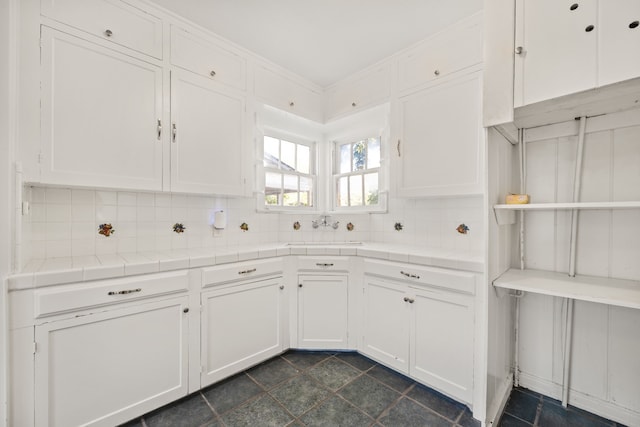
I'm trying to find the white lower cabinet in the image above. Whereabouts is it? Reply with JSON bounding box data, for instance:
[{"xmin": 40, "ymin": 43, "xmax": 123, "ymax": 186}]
[
  {"xmin": 201, "ymin": 277, "xmax": 286, "ymax": 386},
  {"xmin": 362, "ymin": 263, "xmax": 475, "ymax": 404},
  {"xmin": 34, "ymin": 296, "xmax": 189, "ymax": 427},
  {"xmin": 297, "ymin": 274, "xmax": 349, "ymax": 350},
  {"xmin": 410, "ymin": 286, "xmax": 474, "ymax": 404}
]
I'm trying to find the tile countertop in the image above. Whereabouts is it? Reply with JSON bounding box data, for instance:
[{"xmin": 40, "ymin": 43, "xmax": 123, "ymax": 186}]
[{"xmin": 7, "ymin": 243, "xmax": 484, "ymax": 291}]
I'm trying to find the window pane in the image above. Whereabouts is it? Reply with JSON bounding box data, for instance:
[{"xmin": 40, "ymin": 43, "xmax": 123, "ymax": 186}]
[
  {"xmin": 338, "ymin": 177, "xmax": 349, "ymax": 207},
  {"xmin": 353, "ymin": 141, "xmax": 366, "ymax": 171},
  {"xmin": 297, "ymin": 144, "xmax": 310, "ymax": 174},
  {"xmin": 364, "ymin": 172, "xmax": 379, "ymax": 206},
  {"xmin": 264, "ymin": 136, "xmax": 280, "ymax": 168},
  {"xmin": 281, "ymin": 140, "xmax": 296, "ymax": 171},
  {"xmin": 265, "ymin": 172, "xmax": 282, "ymax": 205},
  {"xmin": 367, "ymin": 137, "xmax": 381, "ymax": 169},
  {"xmin": 340, "ymin": 143, "xmax": 351, "ymax": 174},
  {"xmin": 299, "ymin": 176, "xmax": 312, "ymax": 207},
  {"xmin": 349, "ymin": 174, "xmax": 363, "ymax": 206}
]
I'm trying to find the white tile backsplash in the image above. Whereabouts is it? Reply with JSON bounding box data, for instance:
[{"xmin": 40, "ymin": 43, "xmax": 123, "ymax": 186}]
[{"xmin": 20, "ymin": 186, "xmax": 485, "ymax": 264}]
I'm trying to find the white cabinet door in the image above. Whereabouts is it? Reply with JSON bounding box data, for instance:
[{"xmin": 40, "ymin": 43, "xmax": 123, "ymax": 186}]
[
  {"xmin": 410, "ymin": 288, "xmax": 474, "ymax": 404},
  {"xmin": 397, "ymin": 71, "xmax": 483, "ymax": 197},
  {"xmin": 201, "ymin": 278, "xmax": 285, "ymax": 386},
  {"xmin": 598, "ymin": 0, "xmax": 640, "ymax": 86},
  {"xmin": 34, "ymin": 296, "xmax": 189, "ymax": 427},
  {"xmin": 41, "ymin": 0, "xmax": 163, "ymax": 59},
  {"xmin": 361, "ymin": 277, "xmax": 410, "ymax": 373},
  {"xmin": 297, "ymin": 275, "xmax": 348, "ymax": 350},
  {"xmin": 40, "ymin": 27, "xmax": 163, "ymax": 191},
  {"xmin": 324, "ymin": 64, "xmax": 391, "ymax": 121},
  {"xmin": 170, "ymin": 70, "xmax": 246, "ymax": 195},
  {"xmin": 514, "ymin": 0, "xmax": 597, "ymax": 106}
]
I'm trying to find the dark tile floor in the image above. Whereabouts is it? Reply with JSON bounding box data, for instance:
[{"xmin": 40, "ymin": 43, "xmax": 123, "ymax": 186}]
[
  {"xmin": 119, "ymin": 350, "xmax": 479, "ymax": 427},
  {"xmin": 498, "ymin": 387, "xmax": 627, "ymax": 427}
]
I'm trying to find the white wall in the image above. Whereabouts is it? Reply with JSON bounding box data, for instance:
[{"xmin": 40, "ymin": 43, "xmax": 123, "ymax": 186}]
[
  {"xmin": 0, "ymin": 0, "xmax": 16, "ymax": 425},
  {"xmin": 516, "ymin": 110, "xmax": 640, "ymax": 426},
  {"xmin": 485, "ymin": 127, "xmax": 517, "ymax": 424}
]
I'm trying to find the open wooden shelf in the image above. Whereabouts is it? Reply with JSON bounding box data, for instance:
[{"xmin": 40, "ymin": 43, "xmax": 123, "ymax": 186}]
[{"xmin": 493, "ymin": 268, "xmax": 640, "ymax": 310}]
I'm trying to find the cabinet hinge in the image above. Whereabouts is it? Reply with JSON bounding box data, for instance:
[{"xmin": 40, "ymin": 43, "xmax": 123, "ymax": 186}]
[
  {"xmin": 37, "ymin": 151, "xmax": 43, "ymax": 164},
  {"xmin": 33, "ymin": 342, "xmax": 37, "ymax": 354}
]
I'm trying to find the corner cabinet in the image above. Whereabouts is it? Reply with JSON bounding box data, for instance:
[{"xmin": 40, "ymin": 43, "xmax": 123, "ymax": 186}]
[
  {"xmin": 395, "ymin": 70, "xmax": 484, "ymax": 197},
  {"xmin": 361, "ymin": 260, "xmax": 476, "ymax": 404},
  {"xmin": 170, "ymin": 70, "xmax": 247, "ymax": 195},
  {"xmin": 297, "ymin": 274, "xmax": 349, "ymax": 350},
  {"xmin": 40, "ymin": 26, "xmax": 164, "ymax": 191}
]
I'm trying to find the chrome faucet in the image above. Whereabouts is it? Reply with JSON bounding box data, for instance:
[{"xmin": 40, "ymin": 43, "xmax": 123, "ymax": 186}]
[{"xmin": 312, "ymin": 215, "xmax": 339, "ymax": 230}]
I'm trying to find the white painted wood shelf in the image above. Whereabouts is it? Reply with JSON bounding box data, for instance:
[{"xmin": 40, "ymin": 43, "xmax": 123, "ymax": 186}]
[
  {"xmin": 494, "ymin": 201, "xmax": 640, "ymax": 211},
  {"xmin": 492, "ymin": 201, "xmax": 640, "ymax": 225},
  {"xmin": 493, "ymin": 269, "xmax": 640, "ymax": 310}
]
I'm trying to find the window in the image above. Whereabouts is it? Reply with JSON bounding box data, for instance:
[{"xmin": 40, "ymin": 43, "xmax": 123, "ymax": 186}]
[
  {"xmin": 263, "ymin": 135, "xmax": 315, "ymax": 207},
  {"xmin": 334, "ymin": 137, "xmax": 381, "ymax": 208}
]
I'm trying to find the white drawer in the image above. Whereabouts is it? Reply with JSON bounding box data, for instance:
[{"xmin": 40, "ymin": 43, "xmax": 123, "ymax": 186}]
[
  {"xmin": 254, "ymin": 66, "xmax": 324, "ymax": 122},
  {"xmin": 325, "ymin": 64, "xmax": 391, "ymax": 120},
  {"xmin": 41, "ymin": 0, "xmax": 163, "ymax": 59},
  {"xmin": 297, "ymin": 256, "xmax": 351, "ymax": 272},
  {"xmin": 398, "ymin": 20, "xmax": 482, "ymax": 93},
  {"xmin": 170, "ymin": 25, "xmax": 246, "ymax": 90},
  {"xmin": 202, "ymin": 258, "xmax": 283, "ymax": 287},
  {"xmin": 364, "ymin": 259, "xmax": 476, "ymax": 295},
  {"xmin": 34, "ymin": 270, "xmax": 189, "ymax": 318}
]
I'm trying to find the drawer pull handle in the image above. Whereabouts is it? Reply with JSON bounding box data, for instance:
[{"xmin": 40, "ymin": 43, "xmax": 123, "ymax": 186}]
[
  {"xmin": 238, "ymin": 268, "xmax": 257, "ymax": 275},
  {"xmin": 104, "ymin": 29, "xmax": 113, "ymax": 37},
  {"xmin": 316, "ymin": 263, "xmax": 334, "ymax": 267},
  {"xmin": 108, "ymin": 288, "xmax": 141, "ymax": 296},
  {"xmin": 400, "ymin": 271, "xmax": 420, "ymax": 279},
  {"xmin": 403, "ymin": 297, "xmax": 415, "ymax": 304}
]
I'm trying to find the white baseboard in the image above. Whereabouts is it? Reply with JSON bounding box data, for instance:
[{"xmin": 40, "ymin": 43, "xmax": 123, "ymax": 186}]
[
  {"xmin": 485, "ymin": 373, "xmax": 513, "ymax": 427},
  {"xmin": 518, "ymin": 372, "xmax": 640, "ymax": 427}
]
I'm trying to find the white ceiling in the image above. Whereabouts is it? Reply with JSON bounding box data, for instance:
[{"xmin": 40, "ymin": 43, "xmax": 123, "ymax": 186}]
[{"xmin": 148, "ymin": 0, "xmax": 483, "ymax": 88}]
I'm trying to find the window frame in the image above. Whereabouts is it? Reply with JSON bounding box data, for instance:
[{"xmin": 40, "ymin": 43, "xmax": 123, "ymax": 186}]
[
  {"xmin": 332, "ymin": 135, "xmax": 386, "ymax": 213},
  {"xmin": 260, "ymin": 130, "xmax": 318, "ymax": 212}
]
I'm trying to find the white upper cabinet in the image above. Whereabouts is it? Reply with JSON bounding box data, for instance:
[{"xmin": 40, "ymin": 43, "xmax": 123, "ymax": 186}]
[
  {"xmin": 170, "ymin": 70, "xmax": 246, "ymax": 196},
  {"xmin": 598, "ymin": 0, "xmax": 640, "ymax": 86},
  {"xmin": 170, "ymin": 25, "xmax": 247, "ymax": 91},
  {"xmin": 324, "ymin": 64, "xmax": 391, "ymax": 121},
  {"xmin": 514, "ymin": 0, "xmax": 597, "ymax": 107},
  {"xmin": 398, "ymin": 17, "xmax": 482, "ymax": 94},
  {"xmin": 514, "ymin": 0, "xmax": 640, "ymax": 107},
  {"xmin": 41, "ymin": 0, "xmax": 163, "ymax": 59},
  {"xmin": 396, "ymin": 71, "xmax": 484, "ymax": 197},
  {"xmin": 40, "ymin": 27, "xmax": 164, "ymax": 191},
  {"xmin": 254, "ymin": 65, "xmax": 324, "ymax": 122}
]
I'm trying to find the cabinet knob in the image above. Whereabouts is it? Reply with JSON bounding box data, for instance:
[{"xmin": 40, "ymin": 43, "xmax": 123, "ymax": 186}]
[
  {"xmin": 630, "ymin": 21, "xmax": 639, "ymax": 29},
  {"xmin": 289, "ymin": 101, "xmax": 295, "ymax": 107},
  {"xmin": 569, "ymin": 3, "xmax": 579, "ymax": 11},
  {"xmin": 279, "ymin": 285, "xmax": 284, "ymax": 290},
  {"xmin": 434, "ymin": 69, "xmax": 440, "ymax": 76},
  {"xmin": 403, "ymin": 297, "xmax": 415, "ymax": 304},
  {"xmin": 351, "ymin": 102, "xmax": 357, "ymax": 107},
  {"xmin": 298, "ymin": 284, "xmax": 303, "ymax": 288},
  {"xmin": 585, "ymin": 25, "xmax": 595, "ymax": 32},
  {"xmin": 104, "ymin": 29, "xmax": 113, "ymax": 37},
  {"xmin": 515, "ymin": 46, "xmax": 524, "ymax": 55},
  {"xmin": 210, "ymin": 70, "xmax": 216, "ymax": 77},
  {"xmin": 183, "ymin": 308, "xmax": 189, "ymax": 313}
]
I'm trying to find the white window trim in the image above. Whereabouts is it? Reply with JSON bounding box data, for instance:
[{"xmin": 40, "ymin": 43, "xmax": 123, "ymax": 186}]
[
  {"xmin": 257, "ymin": 128, "xmax": 319, "ymax": 213},
  {"xmin": 331, "ymin": 135, "xmax": 388, "ymax": 214}
]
